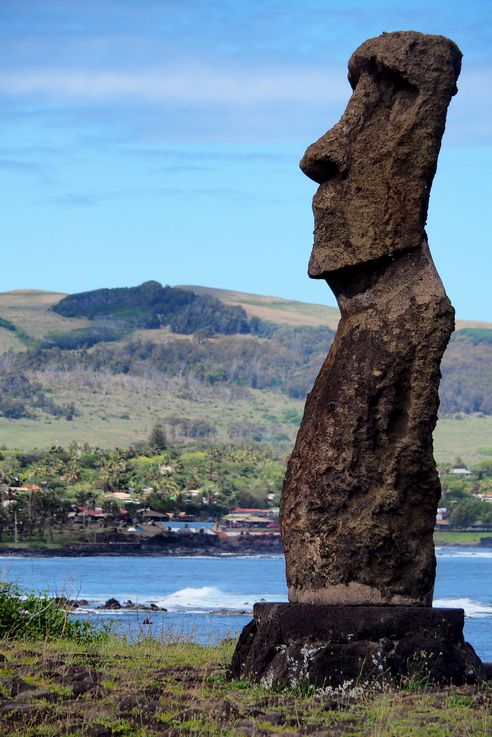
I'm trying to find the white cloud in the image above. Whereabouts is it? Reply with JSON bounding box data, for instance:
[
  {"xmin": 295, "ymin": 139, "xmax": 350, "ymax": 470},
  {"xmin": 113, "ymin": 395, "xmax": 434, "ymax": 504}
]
[
  {"xmin": 0, "ymin": 63, "xmax": 489, "ymax": 145},
  {"xmin": 0, "ymin": 66, "xmax": 348, "ymax": 106}
]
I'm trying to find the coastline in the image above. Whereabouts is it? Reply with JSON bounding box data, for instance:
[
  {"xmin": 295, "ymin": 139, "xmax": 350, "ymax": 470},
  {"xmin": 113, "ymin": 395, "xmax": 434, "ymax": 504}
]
[
  {"xmin": 0, "ymin": 538, "xmax": 284, "ymax": 557},
  {"xmin": 0, "ymin": 535, "xmax": 488, "ymax": 557}
]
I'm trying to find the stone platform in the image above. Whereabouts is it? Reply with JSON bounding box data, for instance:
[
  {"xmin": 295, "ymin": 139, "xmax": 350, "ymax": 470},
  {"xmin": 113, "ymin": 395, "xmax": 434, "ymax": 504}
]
[{"xmin": 230, "ymin": 603, "xmax": 485, "ymax": 688}]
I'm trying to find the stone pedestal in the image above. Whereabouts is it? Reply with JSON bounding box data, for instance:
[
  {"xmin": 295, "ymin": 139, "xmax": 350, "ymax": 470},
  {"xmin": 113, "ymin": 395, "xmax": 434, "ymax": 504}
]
[{"xmin": 230, "ymin": 603, "xmax": 485, "ymax": 688}]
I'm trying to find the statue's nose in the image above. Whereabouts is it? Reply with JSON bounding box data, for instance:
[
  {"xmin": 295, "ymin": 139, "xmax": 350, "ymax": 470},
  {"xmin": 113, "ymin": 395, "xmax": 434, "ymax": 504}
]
[{"xmin": 300, "ymin": 139, "xmax": 347, "ymax": 184}]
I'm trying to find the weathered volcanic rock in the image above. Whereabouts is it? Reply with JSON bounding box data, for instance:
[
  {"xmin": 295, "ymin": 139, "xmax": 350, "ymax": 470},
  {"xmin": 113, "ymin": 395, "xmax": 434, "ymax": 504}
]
[
  {"xmin": 301, "ymin": 31, "xmax": 462, "ymax": 275},
  {"xmin": 230, "ymin": 604, "xmax": 485, "ymax": 688},
  {"xmin": 281, "ymin": 32, "xmax": 461, "ymax": 607}
]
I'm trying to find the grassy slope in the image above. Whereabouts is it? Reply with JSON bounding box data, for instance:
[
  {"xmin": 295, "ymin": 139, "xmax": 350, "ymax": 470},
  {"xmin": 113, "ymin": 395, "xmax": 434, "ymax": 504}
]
[
  {"xmin": 0, "ymin": 369, "xmax": 302, "ymax": 451},
  {"xmin": 434, "ymin": 416, "xmax": 492, "ymax": 465},
  {"xmin": 0, "ymin": 637, "xmax": 489, "ymax": 737},
  {"xmin": 0, "ymin": 287, "xmax": 491, "ymax": 462},
  {"xmin": 2, "ymin": 286, "xmax": 491, "ymax": 343},
  {"xmin": 180, "ymin": 284, "xmax": 492, "ymax": 333},
  {"xmin": 0, "ymin": 391, "xmax": 488, "ymax": 464},
  {"xmin": 0, "ymin": 289, "xmax": 90, "ymax": 339},
  {"xmin": 180, "ymin": 284, "xmax": 342, "ymax": 329}
]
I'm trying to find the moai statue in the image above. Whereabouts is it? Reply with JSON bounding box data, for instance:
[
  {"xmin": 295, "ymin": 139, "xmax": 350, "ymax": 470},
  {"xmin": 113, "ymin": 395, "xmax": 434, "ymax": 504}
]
[
  {"xmin": 231, "ymin": 32, "xmax": 485, "ymax": 688},
  {"xmin": 282, "ymin": 31, "xmax": 460, "ymax": 607}
]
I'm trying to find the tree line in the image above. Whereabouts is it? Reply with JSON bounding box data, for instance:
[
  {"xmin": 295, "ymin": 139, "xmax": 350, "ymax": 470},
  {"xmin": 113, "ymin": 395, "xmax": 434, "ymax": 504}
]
[
  {"xmin": 0, "ymin": 438, "xmax": 491, "ymax": 544},
  {"xmin": 52, "ymin": 281, "xmax": 253, "ymax": 337},
  {"xmin": 0, "ymin": 438, "xmax": 286, "ymax": 543}
]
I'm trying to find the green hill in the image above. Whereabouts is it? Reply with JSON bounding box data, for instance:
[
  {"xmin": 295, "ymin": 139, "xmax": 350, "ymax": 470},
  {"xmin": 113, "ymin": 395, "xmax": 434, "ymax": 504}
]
[
  {"xmin": 52, "ymin": 280, "xmax": 253, "ymax": 337},
  {"xmin": 179, "ymin": 284, "xmax": 492, "ymax": 333},
  {"xmin": 179, "ymin": 285, "xmax": 342, "ymax": 329},
  {"xmin": 0, "ymin": 283, "xmax": 490, "ymax": 464}
]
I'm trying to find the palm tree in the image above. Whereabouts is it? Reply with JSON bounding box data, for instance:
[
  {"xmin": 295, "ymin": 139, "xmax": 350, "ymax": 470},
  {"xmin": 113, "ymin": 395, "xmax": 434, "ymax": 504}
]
[
  {"xmin": 76, "ymin": 489, "xmax": 97, "ymax": 508},
  {"xmin": 98, "ymin": 450, "xmax": 129, "ymax": 492}
]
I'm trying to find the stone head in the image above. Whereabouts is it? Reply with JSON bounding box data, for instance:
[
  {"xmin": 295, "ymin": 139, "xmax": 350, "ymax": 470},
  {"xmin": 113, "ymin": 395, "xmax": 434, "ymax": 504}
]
[{"xmin": 301, "ymin": 31, "xmax": 462, "ymax": 277}]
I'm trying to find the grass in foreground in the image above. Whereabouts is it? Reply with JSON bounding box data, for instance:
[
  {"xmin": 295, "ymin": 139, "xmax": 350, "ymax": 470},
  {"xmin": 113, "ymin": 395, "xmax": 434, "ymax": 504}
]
[{"xmin": 0, "ymin": 636, "xmax": 490, "ymax": 737}]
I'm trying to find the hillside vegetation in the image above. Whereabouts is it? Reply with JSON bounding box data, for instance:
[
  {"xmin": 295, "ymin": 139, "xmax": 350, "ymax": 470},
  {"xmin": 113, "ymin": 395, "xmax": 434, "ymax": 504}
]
[
  {"xmin": 0, "ymin": 283, "xmax": 490, "ymax": 462},
  {"xmin": 52, "ymin": 280, "xmax": 255, "ymax": 337},
  {"xmin": 181, "ymin": 284, "xmax": 492, "ymax": 333},
  {"xmin": 0, "ymin": 436, "xmax": 491, "ymax": 546},
  {"xmin": 180, "ymin": 284, "xmax": 342, "ymax": 329}
]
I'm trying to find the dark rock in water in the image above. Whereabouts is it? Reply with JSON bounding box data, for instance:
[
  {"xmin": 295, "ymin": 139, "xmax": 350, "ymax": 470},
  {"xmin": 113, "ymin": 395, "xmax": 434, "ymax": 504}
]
[
  {"xmin": 99, "ymin": 599, "xmax": 167, "ymax": 611},
  {"xmin": 213, "ymin": 608, "xmax": 248, "ymax": 616},
  {"xmin": 231, "ymin": 603, "xmax": 485, "ymax": 688},
  {"xmin": 281, "ymin": 31, "xmax": 461, "ymax": 607},
  {"xmin": 52, "ymin": 596, "xmax": 82, "ymax": 609}
]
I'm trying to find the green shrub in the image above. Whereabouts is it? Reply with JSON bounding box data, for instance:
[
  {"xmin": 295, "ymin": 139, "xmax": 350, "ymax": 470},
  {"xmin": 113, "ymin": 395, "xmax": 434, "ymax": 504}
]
[
  {"xmin": 0, "ymin": 581, "xmax": 108, "ymax": 642},
  {"xmin": 41, "ymin": 325, "xmax": 126, "ymax": 350},
  {"xmin": 0, "ymin": 316, "xmax": 16, "ymax": 332},
  {"xmin": 475, "ymin": 459, "xmax": 492, "ymax": 474}
]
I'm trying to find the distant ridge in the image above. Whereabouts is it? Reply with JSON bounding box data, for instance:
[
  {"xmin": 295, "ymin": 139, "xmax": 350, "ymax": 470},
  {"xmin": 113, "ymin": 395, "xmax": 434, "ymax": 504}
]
[
  {"xmin": 0, "ymin": 283, "xmax": 490, "ymax": 456},
  {"xmin": 178, "ymin": 285, "xmax": 492, "ymax": 332},
  {"xmin": 0, "ymin": 285, "xmax": 490, "ymax": 333},
  {"xmin": 178, "ymin": 285, "xmax": 341, "ymax": 329}
]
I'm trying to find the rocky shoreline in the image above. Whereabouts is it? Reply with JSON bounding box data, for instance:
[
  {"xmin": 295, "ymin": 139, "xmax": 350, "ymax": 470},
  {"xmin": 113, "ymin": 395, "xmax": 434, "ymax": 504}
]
[
  {"xmin": 0, "ymin": 535, "xmax": 488, "ymax": 557},
  {"xmin": 53, "ymin": 596, "xmax": 168, "ymax": 612},
  {"xmin": 0, "ymin": 535, "xmax": 284, "ymax": 557},
  {"xmin": 53, "ymin": 596, "xmax": 250, "ymax": 617}
]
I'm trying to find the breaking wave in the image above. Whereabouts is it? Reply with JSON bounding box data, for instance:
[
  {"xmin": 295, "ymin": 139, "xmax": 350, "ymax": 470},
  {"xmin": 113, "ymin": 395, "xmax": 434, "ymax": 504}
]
[
  {"xmin": 75, "ymin": 586, "xmax": 282, "ymax": 614},
  {"xmin": 435, "ymin": 548, "xmax": 492, "ymax": 559},
  {"xmin": 153, "ymin": 586, "xmax": 275, "ymax": 612},
  {"xmin": 433, "ymin": 597, "xmax": 492, "ymax": 618}
]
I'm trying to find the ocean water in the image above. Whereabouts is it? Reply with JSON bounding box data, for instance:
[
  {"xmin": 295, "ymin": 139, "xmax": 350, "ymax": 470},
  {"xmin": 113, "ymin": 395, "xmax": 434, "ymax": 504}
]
[{"xmin": 0, "ymin": 547, "xmax": 490, "ymax": 660}]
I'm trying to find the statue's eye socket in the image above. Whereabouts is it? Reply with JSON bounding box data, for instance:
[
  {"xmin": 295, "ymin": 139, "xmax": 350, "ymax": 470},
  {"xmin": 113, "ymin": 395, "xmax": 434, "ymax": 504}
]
[
  {"xmin": 374, "ymin": 66, "xmax": 418, "ymax": 103},
  {"xmin": 359, "ymin": 59, "xmax": 417, "ymax": 102}
]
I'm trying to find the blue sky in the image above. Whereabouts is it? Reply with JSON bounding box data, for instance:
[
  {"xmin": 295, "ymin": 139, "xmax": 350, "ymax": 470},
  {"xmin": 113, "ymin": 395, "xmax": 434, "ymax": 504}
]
[{"xmin": 0, "ymin": 0, "xmax": 491, "ymax": 319}]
